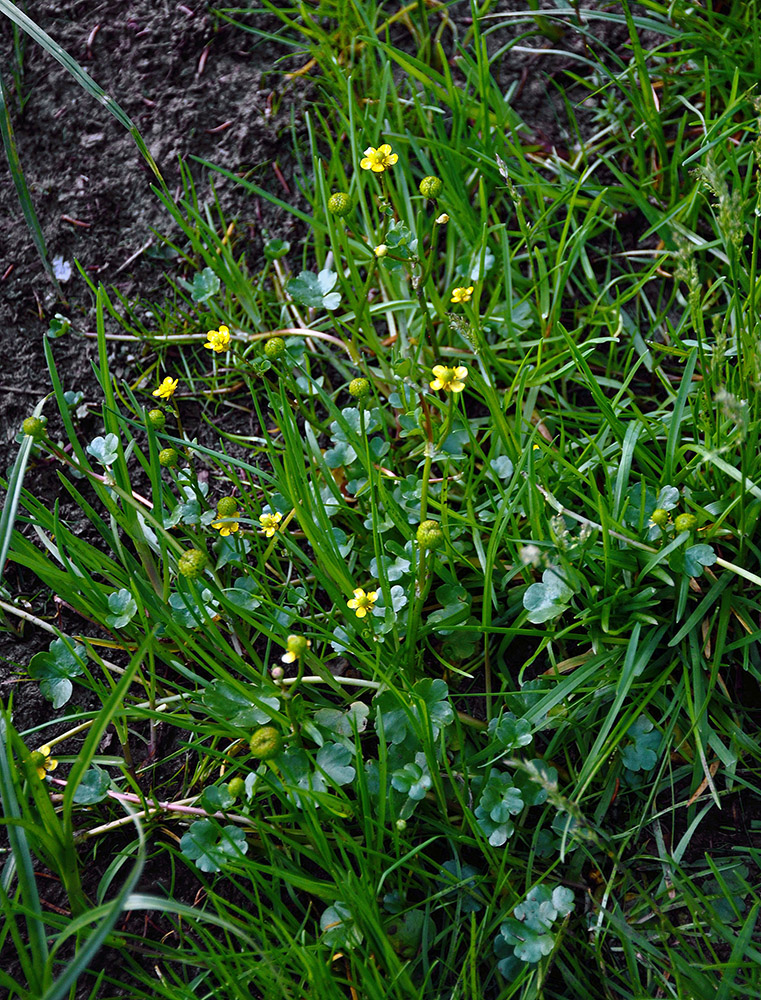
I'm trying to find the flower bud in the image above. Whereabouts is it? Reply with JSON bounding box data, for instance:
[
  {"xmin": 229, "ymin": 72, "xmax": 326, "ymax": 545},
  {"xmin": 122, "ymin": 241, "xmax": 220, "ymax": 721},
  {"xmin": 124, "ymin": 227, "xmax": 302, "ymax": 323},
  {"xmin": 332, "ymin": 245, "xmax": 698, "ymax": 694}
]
[
  {"xmin": 328, "ymin": 192, "xmax": 353, "ymax": 217},
  {"xmin": 147, "ymin": 409, "xmax": 166, "ymax": 430},
  {"xmin": 419, "ymin": 175, "xmax": 443, "ymax": 199},
  {"xmin": 285, "ymin": 634, "xmax": 309, "ymax": 659},
  {"xmin": 22, "ymin": 416, "xmax": 46, "ymax": 440},
  {"xmin": 348, "ymin": 377, "xmax": 371, "ymax": 400},
  {"xmin": 264, "ymin": 337, "xmax": 286, "ymax": 360},
  {"xmin": 416, "ymin": 519, "xmax": 444, "ymax": 550},
  {"xmin": 374, "ymin": 244, "xmax": 388, "ymax": 257},
  {"xmin": 249, "ymin": 726, "xmax": 282, "ymax": 760},
  {"xmin": 435, "ymin": 213, "xmax": 449, "ymax": 225},
  {"xmin": 216, "ymin": 495, "xmax": 239, "ymax": 518},
  {"xmin": 158, "ymin": 447, "xmax": 178, "ymax": 468},
  {"xmin": 650, "ymin": 508, "xmax": 669, "ymax": 527},
  {"xmin": 395, "ymin": 818, "xmax": 407, "ymax": 832},
  {"xmin": 674, "ymin": 513, "xmax": 697, "ymax": 533},
  {"xmin": 178, "ymin": 548, "xmax": 207, "ymax": 580},
  {"xmin": 227, "ymin": 776, "xmax": 246, "ymax": 800}
]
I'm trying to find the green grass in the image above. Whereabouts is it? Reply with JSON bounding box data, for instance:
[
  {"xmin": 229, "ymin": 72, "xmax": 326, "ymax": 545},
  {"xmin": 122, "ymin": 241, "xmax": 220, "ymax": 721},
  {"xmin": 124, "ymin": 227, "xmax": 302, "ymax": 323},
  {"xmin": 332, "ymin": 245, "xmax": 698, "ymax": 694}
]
[{"xmin": 4, "ymin": 0, "xmax": 761, "ymax": 996}]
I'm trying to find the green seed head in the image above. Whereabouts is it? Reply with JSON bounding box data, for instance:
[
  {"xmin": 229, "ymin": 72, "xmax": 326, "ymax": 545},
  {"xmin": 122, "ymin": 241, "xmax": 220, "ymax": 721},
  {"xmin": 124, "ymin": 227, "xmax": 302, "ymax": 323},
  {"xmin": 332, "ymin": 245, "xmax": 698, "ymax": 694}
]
[
  {"xmin": 147, "ymin": 409, "xmax": 166, "ymax": 431},
  {"xmin": 650, "ymin": 508, "xmax": 669, "ymax": 527},
  {"xmin": 158, "ymin": 448, "xmax": 178, "ymax": 468},
  {"xmin": 419, "ymin": 175, "xmax": 443, "ymax": 199},
  {"xmin": 249, "ymin": 726, "xmax": 282, "ymax": 761},
  {"xmin": 22, "ymin": 416, "xmax": 46, "ymax": 440},
  {"xmin": 416, "ymin": 519, "xmax": 444, "ymax": 550},
  {"xmin": 227, "ymin": 776, "xmax": 246, "ymax": 800},
  {"xmin": 178, "ymin": 548, "xmax": 207, "ymax": 580},
  {"xmin": 264, "ymin": 337, "xmax": 286, "ymax": 360},
  {"xmin": 328, "ymin": 192, "xmax": 353, "ymax": 217},
  {"xmin": 674, "ymin": 513, "xmax": 697, "ymax": 533},
  {"xmin": 216, "ymin": 495, "xmax": 239, "ymax": 518},
  {"xmin": 348, "ymin": 377, "xmax": 371, "ymax": 400}
]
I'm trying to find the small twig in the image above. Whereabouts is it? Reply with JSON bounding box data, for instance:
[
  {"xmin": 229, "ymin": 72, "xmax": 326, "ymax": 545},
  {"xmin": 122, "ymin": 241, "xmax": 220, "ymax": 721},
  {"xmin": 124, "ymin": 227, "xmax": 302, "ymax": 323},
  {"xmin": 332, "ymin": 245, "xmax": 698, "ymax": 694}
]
[
  {"xmin": 60, "ymin": 215, "xmax": 92, "ymax": 228},
  {"xmin": 113, "ymin": 238, "xmax": 154, "ymax": 276},
  {"xmin": 85, "ymin": 24, "xmax": 101, "ymax": 58},
  {"xmin": 197, "ymin": 43, "xmax": 211, "ymax": 76}
]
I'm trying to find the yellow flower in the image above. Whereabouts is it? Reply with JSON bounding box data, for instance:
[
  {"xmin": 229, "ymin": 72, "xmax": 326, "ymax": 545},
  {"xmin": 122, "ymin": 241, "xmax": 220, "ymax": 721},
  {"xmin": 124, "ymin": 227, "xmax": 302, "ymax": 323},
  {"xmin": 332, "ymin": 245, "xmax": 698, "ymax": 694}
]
[
  {"xmin": 374, "ymin": 244, "xmax": 388, "ymax": 257},
  {"xmin": 204, "ymin": 325, "xmax": 231, "ymax": 353},
  {"xmin": 450, "ymin": 286, "xmax": 474, "ymax": 304},
  {"xmin": 153, "ymin": 376, "xmax": 179, "ymax": 399},
  {"xmin": 282, "ymin": 634, "xmax": 311, "ymax": 663},
  {"xmin": 360, "ymin": 143, "xmax": 398, "ymax": 173},
  {"xmin": 211, "ymin": 518, "xmax": 240, "ymax": 537},
  {"xmin": 31, "ymin": 745, "xmax": 58, "ymax": 780},
  {"xmin": 259, "ymin": 511, "xmax": 283, "ymax": 537},
  {"xmin": 430, "ymin": 365, "xmax": 468, "ymax": 393},
  {"xmin": 347, "ymin": 587, "xmax": 378, "ymax": 618}
]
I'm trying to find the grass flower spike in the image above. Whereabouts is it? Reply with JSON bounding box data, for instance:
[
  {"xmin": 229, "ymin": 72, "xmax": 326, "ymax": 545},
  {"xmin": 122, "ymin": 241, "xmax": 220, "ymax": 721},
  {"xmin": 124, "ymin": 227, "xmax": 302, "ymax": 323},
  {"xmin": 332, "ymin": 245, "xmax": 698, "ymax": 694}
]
[
  {"xmin": 259, "ymin": 511, "xmax": 283, "ymax": 537},
  {"xmin": 360, "ymin": 143, "xmax": 398, "ymax": 173},
  {"xmin": 450, "ymin": 286, "xmax": 474, "ymax": 304},
  {"xmin": 430, "ymin": 365, "xmax": 468, "ymax": 393},
  {"xmin": 205, "ymin": 325, "xmax": 231, "ymax": 353},
  {"xmin": 153, "ymin": 376, "xmax": 179, "ymax": 399},
  {"xmin": 31, "ymin": 745, "xmax": 58, "ymax": 780},
  {"xmin": 347, "ymin": 587, "xmax": 378, "ymax": 618}
]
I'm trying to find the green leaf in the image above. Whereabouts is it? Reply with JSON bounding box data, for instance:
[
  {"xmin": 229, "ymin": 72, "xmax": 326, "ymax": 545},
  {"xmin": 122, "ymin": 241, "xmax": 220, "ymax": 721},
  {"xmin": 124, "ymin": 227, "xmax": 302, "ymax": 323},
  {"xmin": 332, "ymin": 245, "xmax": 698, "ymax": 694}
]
[
  {"xmin": 488, "ymin": 712, "xmax": 533, "ymax": 752},
  {"xmin": 313, "ymin": 702, "xmax": 370, "ymax": 744},
  {"xmin": 416, "ymin": 678, "xmax": 455, "ymax": 734},
  {"xmin": 287, "ymin": 269, "xmax": 342, "ymax": 311},
  {"xmin": 523, "ymin": 568, "xmax": 573, "ymax": 624},
  {"xmin": 105, "ymin": 588, "xmax": 137, "ymax": 628},
  {"xmin": 391, "ymin": 753, "xmax": 432, "ymax": 800},
  {"xmin": 621, "ymin": 715, "xmax": 660, "ymax": 772},
  {"xmin": 200, "ymin": 785, "xmax": 235, "ymax": 812},
  {"xmin": 47, "ymin": 313, "xmax": 71, "ymax": 339},
  {"xmin": 72, "ymin": 766, "xmax": 111, "ymax": 804},
  {"xmin": 497, "ymin": 918, "xmax": 555, "ymax": 963},
  {"xmin": 264, "ymin": 238, "xmax": 290, "ymax": 260},
  {"xmin": 180, "ymin": 820, "xmax": 248, "ymax": 873},
  {"xmin": 489, "ymin": 455, "xmax": 514, "ymax": 480},
  {"xmin": 191, "ymin": 267, "xmax": 221, "ymax": 303},
  {"xmin": 624, "ymin": 483, "xmax": 658, "ymax": 529},
  {"xmin": 201, "ymin": 680, "xmax": 279, "ymax": 729},
  {"xmin": 475, "ymin": 771, "xmax": 523, "ymax": 846},
  {"xmin": 28, "ymin": 638, "xmax": 86, "ymax": 708},
  {"xmin": 320, "ymin": 901, "xmax": 362, "ymax": 948},
  {"xmin": 223, "ymin": 577, "xmax": 261, "ymax": 612},
  {"xmin": 316, "ymin": 742, "xmax": 355, "ymax": 786},
  {"xmin": 287, "ymin": 270, "xmax": 325, "ymax": 309},
  {"xmin": 86, "ymin": 433, "xmax": 119, "ymax": 467},
  {"xmin": 168, "ymin": 587, "xmax": 219, "ymax": 627},
  {"xmin": 683, "ymin": 543, "xmax": 717, "ymax": 578}
]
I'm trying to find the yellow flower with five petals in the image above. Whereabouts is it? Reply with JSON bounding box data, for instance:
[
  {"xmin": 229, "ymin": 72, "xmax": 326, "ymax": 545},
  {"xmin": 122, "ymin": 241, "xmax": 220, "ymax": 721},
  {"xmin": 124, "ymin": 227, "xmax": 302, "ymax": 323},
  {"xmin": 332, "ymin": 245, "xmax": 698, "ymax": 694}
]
[
  {"xmin": 31, "ymin": 745, "xmax": 58, "ymax": 780},
  {"xmin": 211, "ymin": 518, "xmax": 240, "ymax": 537},
  {"xmin": 204, "ymin": 325, "xmax": 231, "ymax": 353},
  {"xmin": 360, "ymin": 144, "xmax": 398, "ymax": 173},
  {"xmin": 347, "ymin": 587, "xmax": 378, "ymax": 618},
  {"xmin": 259, "ymin": 511, "xmax": 283, "ymax": 537},
  {"xmin": 152, "ymin": 376, "xmax": 178, "ymax": 399},
  {"xmin": 450, "ymin": 286, "xmax": 474, "ymax": 304},
  {"xmin": 430, "ymin": 365, "xmax": 468, "ymax": 393}
]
